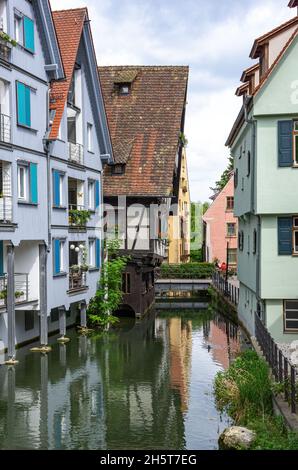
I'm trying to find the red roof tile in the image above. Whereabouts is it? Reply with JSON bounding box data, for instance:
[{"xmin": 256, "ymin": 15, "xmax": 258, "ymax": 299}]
[
  {"xmin": 50, "ymin": 8, "xmax": 87, "ymax": 139},
  {"xmin": 99, "ymin": 66, "xmax": 189, "ymax": 197}
]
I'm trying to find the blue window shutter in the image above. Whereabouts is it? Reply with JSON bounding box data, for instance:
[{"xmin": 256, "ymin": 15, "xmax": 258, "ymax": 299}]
[
  {"xmin": 95, "ymin": 239, "xmax": 100, "ymax": 268},
  {"xmin": 278, "ymin": 121, "xmax": 293, "ymax": 167},
  {"xmin": 95, "ymin": 180, "xmax": 100, "ymax": 209},
  {"xmin": 53, "ymin": 171, "xmax": 60, "ymax": 206},
  {"xmin": 0, "ymin": 241, "xmax": 3, "ymax": 276},
  {"xmin": 278, "ymin": 217, "xmax": 292, "ymax": 255},
  {"xmin": 54, "ymin": 239, "xmax": 61, "ymax": 274},
  {"xmin": 17, "ymin": 82, "xmax": 31, "ymax": 127},
  {"xmin": 30, "ymin": 163, "xmax": 38, "ymax": 204},
  {"xmin": 25, "ymin": 85, "xmax": 31, "ymax": 127},
  {"xmin": 24, "ymin": 17, "xmax": 35, "ymax": 52}
]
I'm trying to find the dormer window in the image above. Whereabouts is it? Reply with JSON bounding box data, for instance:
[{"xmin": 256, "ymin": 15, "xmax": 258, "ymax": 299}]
[
  {"xmin": 119, "ymin": 84, "xmax": 130, "ymax": 96},
  {"xmin": 259, "ymin": 44, "xmax": 269, "ymax": 79},
  {"xmin": 112, "ymin": 164, "xmax": 125, "ymax": 175},
  {"xmin": 68, "ymin": 74, "xmax": 76, "ymax": 106}
]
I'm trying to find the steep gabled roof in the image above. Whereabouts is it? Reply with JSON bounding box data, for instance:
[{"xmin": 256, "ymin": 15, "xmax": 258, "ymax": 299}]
[
  {"xmin": 250, "ymin": 15, "xmax": 298, "ymax": 59},
  {"xmin": 99, "ymin": 66, "xmax": 189, "ymax": 198},
  {"xmin": 235, "ymin": 83, "xmax": 249, "ymax": 97},
  {"xmin": 240, "ymin": 63, "xmax": 259, "ymax": 83},
  {"xmin": 49, "ymin": 8, "xmax": 86, "ymax": 139}
]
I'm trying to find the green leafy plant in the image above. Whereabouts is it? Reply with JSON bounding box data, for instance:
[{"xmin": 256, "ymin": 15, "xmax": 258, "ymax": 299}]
[
  {"xmin": 179, "ymin": 132, "xmax": 188, "ymax": 148},
  {"xmin": 0, "ymin": 31, "xmax": 17, "ymax": 47},
  {"xmin": 0, "ymin": 289, "xmax": 24, "ymax": 300},
  {"xmin": 69, "ymin": 209, "xmax": 91, "ymax": 227},
  {"xmin": 160, "ymin": 262, "xmax": 215, "ymax": 279},
  {"xmin": 87, "ymin": 239, "xmax": 130, "ymax": 329},
  {"xmin": 70, "ymin": 265, "xmax": 80, "ymax": 273}
]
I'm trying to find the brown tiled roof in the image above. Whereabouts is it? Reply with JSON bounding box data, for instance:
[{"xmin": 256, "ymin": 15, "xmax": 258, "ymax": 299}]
[
  {"xmin": 250, "ymin": 15, "xmax": 298, "ymax": 58},
  {"xmin": 49, "ymin": 8, "xmax": 87, "ymax": 139},
  {"xmin": 99, "ymin": 66, "xmax": 189, "ymax": 197}
]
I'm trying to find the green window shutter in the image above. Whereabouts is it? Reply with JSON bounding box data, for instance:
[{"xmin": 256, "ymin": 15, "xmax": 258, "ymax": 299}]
[
  {"xmin": 53, "ymin": 170, "xmax": 61, "ymax": 206},
  {"xmin": 278, "ymin": 121, "xmax": 293, "ymax": 167},
  {"xmin": 24, "ymin": 17, "xmax": 35, "ymax": 52},
  {"xmin": 30, "ymin": 163, "xmax": 38, "ymax": 204},
  {"xmin": 17, "ymin": 82, "xmax": 31, "ymax": 127},
  {"xmin": 54, "ymin": 239, "xmax": 61, "ymax": 275},
  {"xmin": 278, "ymin": 217, "xmax": 292, "ymax": 255},
  {"xmin": 95, "ymin": 180, "xmax": 100, "ymax": 209}
]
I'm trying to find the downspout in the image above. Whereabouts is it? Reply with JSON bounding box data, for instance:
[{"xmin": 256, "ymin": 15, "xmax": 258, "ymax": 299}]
[{"xmin": 43, "ymin": 87, "xmax": 52, "ymax": 252}]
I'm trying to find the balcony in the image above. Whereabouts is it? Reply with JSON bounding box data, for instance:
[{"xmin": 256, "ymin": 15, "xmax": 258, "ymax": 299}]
[
  {"xmin": 0, "ymin": 195, "xmax": 12, "ymax": 222},
  {"xmin": 0, "ymin": 36, "xmax": 12, "ymax": 62},
  {"xmin": 0, "ymin": 113, "xmax": 11, "ymax": 143},
  {"xmin": 0, "ymin": 273, "xmax": 29, "ymax": 308},
  {"xmin": 68, "ymin": 142, "xmax": 84, "ymax": 165},
  {"xmin": 69, "ymin": 270, "xmax": 87, "ymax": 293},
  {"xmin": 68, "ymin": 204, "xmax": 91, "ymax": 228}
]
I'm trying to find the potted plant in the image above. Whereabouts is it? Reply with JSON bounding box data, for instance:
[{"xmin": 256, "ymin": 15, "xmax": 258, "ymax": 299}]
[{"xmin": 70, "ymin": 265, "xmax": 80, "ymax": 273}]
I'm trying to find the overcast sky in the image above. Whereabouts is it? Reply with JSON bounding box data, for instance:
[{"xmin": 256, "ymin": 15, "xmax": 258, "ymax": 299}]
[{"xmin": 50, "ymin": 0, "xmax": 295, "ymax": 202}]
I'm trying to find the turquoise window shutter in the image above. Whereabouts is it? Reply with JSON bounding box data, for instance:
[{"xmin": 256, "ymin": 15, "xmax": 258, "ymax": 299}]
[
  {"xmin": 278, "ymin": 121, "xmax": 293, "ymax": 167},
  {"xmin": 53, "ymin": 171, "xmax": 61, "ymax": 206},
  {"xmin": 17, "ymin": 82, "xmax": 31, "ymax": 127},
  {"xmin": 54, "ymin": 239, "xmax": 61, "ymax": 275},
  {"xmin": 0, "ymin": 241, "xmax": 3, "ymax": 276},
  {"xmin": 278, "ymin": 217, "xmax": 292, "ymax": 255},
  {"xmin": 24, "ymin": 17, "xmax": 35, "ymax": 52},
  {"xmin": 30, "ymin": 163, "xmax": 38, "ymax": 204},
  {"xmin": 95, "ymin": 180, "xmax": 100, "ymax": 209},
  {"xmin": 95, "ymin": 239, "xmax": 100, "ymax": 268}
]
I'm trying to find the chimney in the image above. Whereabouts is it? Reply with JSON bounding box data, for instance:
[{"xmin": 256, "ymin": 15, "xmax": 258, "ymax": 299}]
[{"xmin": 288, "ymin": 0, "xmax": 298, "ymax": 15}]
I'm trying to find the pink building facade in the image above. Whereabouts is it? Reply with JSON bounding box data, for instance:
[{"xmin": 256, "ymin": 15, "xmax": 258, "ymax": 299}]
[{"xmin": 203, "ymin": 176, "xmax": 238, "ymax": 268}]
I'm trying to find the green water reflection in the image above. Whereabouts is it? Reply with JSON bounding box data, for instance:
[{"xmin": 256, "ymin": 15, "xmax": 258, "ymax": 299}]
[{"xmin": 0, "ymin": 309, "xmax": 242, "ymax": 450}]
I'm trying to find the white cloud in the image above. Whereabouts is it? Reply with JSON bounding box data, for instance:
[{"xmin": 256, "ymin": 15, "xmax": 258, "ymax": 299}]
[{"xmin": 49, "ymin": 0, "xmax": 296, "ymax": 201}]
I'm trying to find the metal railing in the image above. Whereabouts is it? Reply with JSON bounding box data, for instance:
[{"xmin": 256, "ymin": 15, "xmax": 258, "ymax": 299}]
[
  {"xmin": 0, "ymin": 273, "xmax": 29, "ymax": 307},
  {"xmin": 69, "ymin": 271, "xmax": 87, "ymax": 292},
  {"xmin": 0, "ymin": 195, "xmax": 12, "ymax": 222},
  {"xmin": 0, "ymin": 113, "xmax": 11, "ymax": 143},
  {"xmin": 255, "ymin": 313, "xmax": 298, "ymax": 414},
  {"xmin": 212, "ymin": 270, "xmax": 239, "ymax": 306},
  {"xmin": 0, "ymin": 37, "xmax": 11, "ymax": 62},
  {"xmin": 68, "ymin": 142, "xmax": 84, "ymax": 165}
]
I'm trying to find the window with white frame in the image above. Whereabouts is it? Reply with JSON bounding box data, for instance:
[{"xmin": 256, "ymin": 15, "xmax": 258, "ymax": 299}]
[
  {"xmin": 0, "ymin": 0, "xmax": 7, "ymax": 33},
  {"xmin": 89, "ymin": 239, "xmax": 96, "ymax": 267},
  {"xmin": 294, "ymin": 217, "xmax": 298, "ymax": 254},
  {"xmin": 87, "ymin": 123, "xmax": 93, "ymax": 152},
  {"xmin": 284, "ymin": 300, "xmax": 298, "ymax": 332},
  {"xmin": 18, "ymin": 164, "xmax": 28, "ymax": 200},
  {"xmin": 88, "ymin": 180, "xmax": 95, "ymax": 210},
  {"xmin": 227, "ymin": 223, "xmax": 236, "ymax": 237},
  {"xmin": 14, "ymin": 10, "xmax": 35, "ymax": 52}
]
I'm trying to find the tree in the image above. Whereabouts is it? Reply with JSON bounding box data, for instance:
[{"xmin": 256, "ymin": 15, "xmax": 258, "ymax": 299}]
[
  {"xmin": 210, "ymin": 155, "xmax": 234, "ymax": 196},
  {"xmin": 87, "ymin": 239, "xmax": 129, "ymax": 329}
]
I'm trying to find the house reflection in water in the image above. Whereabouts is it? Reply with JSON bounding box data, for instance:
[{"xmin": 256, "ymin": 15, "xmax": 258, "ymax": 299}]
[{"xmin": 205, "ymin": 316, "xmax": 241, "ymax": 370}]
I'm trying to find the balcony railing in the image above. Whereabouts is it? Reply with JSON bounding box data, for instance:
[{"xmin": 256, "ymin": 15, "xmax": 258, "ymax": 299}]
[
  {"xmin": 0, "ymin": 195, "xmax": 12, "ymax": 222},
  {"xmin": 68, "ymin": 142, "xmax": 84, "ymax": 165},
  {"xmin": 0, "ymin": 113, "xmax": 11, "ymax": 143},
  {"xmin": 69, "ymin": 270, "xmax": 87, "ymax": 292},
  {"xmin": 68, "ymin": 204, "xmax": 91, "ymax": 228},
  {"xmin": 0, "ymin": 37, "xmax": 11, "ymax": 62},
  {"xmin": 0, "ymin": 273, "xmax": 29, "ymax": 307}
]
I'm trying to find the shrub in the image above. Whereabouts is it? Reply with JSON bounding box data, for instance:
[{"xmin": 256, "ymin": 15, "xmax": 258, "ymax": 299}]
[{"xmin": 160, "ymin": 262, "xmax": 214, "ymax": 279}]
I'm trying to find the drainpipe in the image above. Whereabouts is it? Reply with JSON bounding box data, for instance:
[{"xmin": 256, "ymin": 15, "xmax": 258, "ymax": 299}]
[{"xmin": 43, "ymin": 88, "xmax": 52, "ymax": 252}]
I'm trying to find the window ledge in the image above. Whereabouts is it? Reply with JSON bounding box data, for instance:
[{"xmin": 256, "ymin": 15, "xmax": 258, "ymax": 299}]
[
  {"xmin": 89, "ymin": 267, "xmax": 100, "ymax": 272},
  {"xmin": 17, "ymin": 124, "xmax": 38, "ymax": 134},
  {"xmin": 18, "ymin": 201, "xmax": 38, "ymax": 207},
  {"xmin": 53, "ymin": 272, "xmax": 67, "ymax": 279},
  {"xmin": 17, "ymin": 44, "xmax": 35, "ymax": 56},
  {"xmin": 53, "ymin": 206, "xmax": 67, "ymax": 211}
]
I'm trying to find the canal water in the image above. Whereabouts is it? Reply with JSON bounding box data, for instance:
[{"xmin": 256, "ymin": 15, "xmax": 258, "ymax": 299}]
[{"xmin": 0, "ymin": 307, "xmax": 243, "ymax": 450}]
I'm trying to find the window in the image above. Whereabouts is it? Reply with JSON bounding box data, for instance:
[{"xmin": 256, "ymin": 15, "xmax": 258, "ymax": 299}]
[
  {"xmin": 253, "ymin": 229, "xmax": 257, "ymax": 255},
  {"xmin": 88, "ymin": 180, "xmax": 95, "ymax": 210},
  {"xmin": 238, "ymin": 231, "xmax": 244, "ymax": 251},
  {"xmin": 228, "ymin": 248, "xmax": 237, "ymax": 265},
  {"xmin": 294, "ymin": 121, "xmax": 298, "ymax": 166},
  {"xmin": 112, "ymin": 164, "xmax": 125, "ymax": 175},
  {"xmin": 227, "ymin": 223, "xmax": 236, "ymax": 237},
  {"xmin": 14, "ymin": 12, "xmax": 35, "ymax": 52},
  {"xmin": 226, "ymin": 197, "xmax": 234, "ymax": 211},
  {"xmin": 24, "ymin": 311, "xmax": 34, "ymax": 331},
  {"xmin": 87, "ymin": 123, "xmax": 93, "ymax": 152},
  {"xmin": 53, "ymin": 239, "xmax": 65, "ymax": 276},
  {"xmin": 0, "ymin": 1, "xmax": 7, "ymax": 33},
  {"xmin": 68, "ymin": 74, "xmax": 76, "ymax": 106},
  {"xmin": 89, "ymin": 239, "xmax": 96, "ymax": 267},
  {"xmin": 53, "ymin": 170, "xmax": 64, "ymax": 207},
  {"xmin": 122, "ymin": 272, "xmax": 131, "ymax": 294},
  {"xmin": 17, "ymin": 162, "xmax": 38, "ymax": 204},
  {"xmin": 234, "ymin": 169, "xmax": 238, "ymax": 188},
  {"xmin": 119, "ymin": 84, "xmax": 130, "ymax": 95},
  {"xmin": 247, "ymin": 151, "xmax": 251, "ymax": 177},
  {"xmin": 278, "ymin": 216, "xmax": 298, "ymax": 255},
  {"xmin": 284, "ymin": 301, "xmax": 298, "ymax": 332},
  {"xmin": 294, "ymin": 217, "xmax": 298, "ymax": 254},
  {"xmin": 16, "ymin": 82, "xmax": 32, "ymax": 128}
]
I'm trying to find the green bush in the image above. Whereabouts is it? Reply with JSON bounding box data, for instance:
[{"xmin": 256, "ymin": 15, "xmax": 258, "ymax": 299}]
[{"xmin": 160, "ymin": 262, "xmax": 214, "ymax": 279}]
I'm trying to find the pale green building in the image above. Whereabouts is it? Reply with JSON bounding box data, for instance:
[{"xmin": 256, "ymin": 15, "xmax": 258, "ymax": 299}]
[{"xmin": 227, "ymin": 4, "xmax": 298, "ymax": 343}]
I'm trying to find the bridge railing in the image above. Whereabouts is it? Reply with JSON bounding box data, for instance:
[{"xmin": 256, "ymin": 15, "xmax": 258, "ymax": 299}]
[{"xmin": 212, "ymin": 271, "xmax": 239, "ymax": 307}]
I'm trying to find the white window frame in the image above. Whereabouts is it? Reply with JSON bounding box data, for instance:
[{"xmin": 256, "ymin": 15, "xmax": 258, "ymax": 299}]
[
  {"xmin": 0, "ymin": 0, "xmax": 8, "ymax": 33},
  {"xmin": 292, "ymin": 217, "xmax": 298, "ymax": 255},
  {"xmin": 88, "ymin": 180, "xmax": 95, "ymax": 210},
  {"xmin": 89, "ymin": 239, "xmax": 95, "ymax": 267},
  {"xmin": 87, "ymin": 123, "xmax": 93, "ymax": 152},
  {"xmin": 59, "ymin": 240, "xmax": 65, "ymax": 273},
  {"xmin": 227, "ymin": 223, "xmax": 236, "ymax": 237},
  {"xmin": 284, "ymin": 300, "xmax": 298, "ymax": 332},
  {"xmin": 17, "ymin": 164, "xmax": 28, "ymax": 201},
  {"xmin": 14, "ymin": 12, "xmax": 23, "ymax": 45}
]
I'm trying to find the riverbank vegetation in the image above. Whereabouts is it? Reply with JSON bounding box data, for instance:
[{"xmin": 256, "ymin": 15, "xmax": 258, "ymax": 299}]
[
  {"xmin": 87, "ymin": 240, "xmax": 129, "ymax": 329},
  {"xmin": 214, "ymin": 351, "xmax": 298, "ymax": 450},
  {"xmin": 160, "ymin": 262, "xmax": 214, "ymax": 279}
]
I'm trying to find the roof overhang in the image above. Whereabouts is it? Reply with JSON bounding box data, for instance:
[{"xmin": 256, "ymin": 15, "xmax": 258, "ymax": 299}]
[{"xmin": 240, "ymin": 64, "xmax": 259, "ymax": 83}]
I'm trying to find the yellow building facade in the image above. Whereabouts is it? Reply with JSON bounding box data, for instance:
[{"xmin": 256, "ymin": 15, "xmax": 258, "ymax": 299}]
[{"xmin": 168, "ymin": 148, "xmax": 191, "ymax": 264}]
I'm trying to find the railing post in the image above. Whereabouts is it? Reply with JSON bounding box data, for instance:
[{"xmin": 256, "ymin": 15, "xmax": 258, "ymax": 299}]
[
  {"xmin": 7, "ymin": 244, "xmax": 15, "ymax": 360},
  {"xmin": 284, "ymin": 358, "xmax": 289, "ymax": 403},
  {"xmin": 278, "ymin": 350, "xmax": 283, "ymax": 383},
  {"xmin": 290, "ymin": 366, "xmax": 296, "ymax": 414}
]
